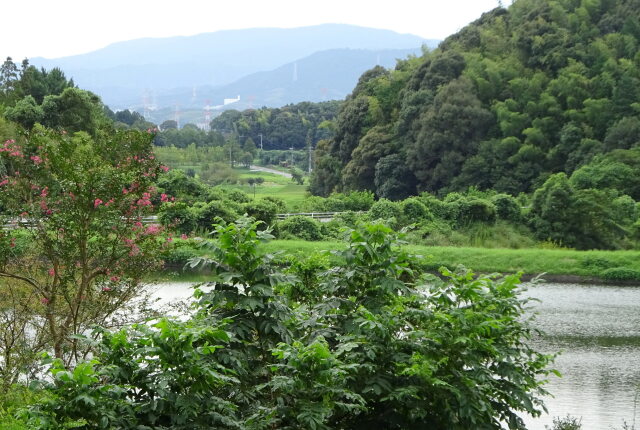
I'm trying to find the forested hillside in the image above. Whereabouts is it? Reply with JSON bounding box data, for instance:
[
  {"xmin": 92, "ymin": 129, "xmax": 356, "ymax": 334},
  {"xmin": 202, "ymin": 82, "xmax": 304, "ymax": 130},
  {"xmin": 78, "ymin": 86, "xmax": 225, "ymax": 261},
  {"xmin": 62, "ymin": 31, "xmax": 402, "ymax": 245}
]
[{"xmin": 310, "ymin": 0, "xmax": 640, "ymax": 200}]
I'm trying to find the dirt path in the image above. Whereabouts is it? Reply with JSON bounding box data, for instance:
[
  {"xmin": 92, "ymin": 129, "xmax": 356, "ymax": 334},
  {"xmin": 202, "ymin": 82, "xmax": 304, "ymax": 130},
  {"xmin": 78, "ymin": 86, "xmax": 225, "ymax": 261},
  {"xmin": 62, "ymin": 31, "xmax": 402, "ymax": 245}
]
[{"xmin": 250, "ymin": 165, "xmax": 292, "ymax": 178}]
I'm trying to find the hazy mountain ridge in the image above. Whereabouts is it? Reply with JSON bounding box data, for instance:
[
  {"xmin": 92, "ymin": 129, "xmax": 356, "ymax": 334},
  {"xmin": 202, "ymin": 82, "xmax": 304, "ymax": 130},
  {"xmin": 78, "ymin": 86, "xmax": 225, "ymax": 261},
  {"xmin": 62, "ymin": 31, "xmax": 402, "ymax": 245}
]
[
  {"xmin": 29, "ymin": 24, "xmax": 437, "ymax": 109},
  {"xmin": 142, "ymin": 47, "xmax": 422, "ymax": 123}
]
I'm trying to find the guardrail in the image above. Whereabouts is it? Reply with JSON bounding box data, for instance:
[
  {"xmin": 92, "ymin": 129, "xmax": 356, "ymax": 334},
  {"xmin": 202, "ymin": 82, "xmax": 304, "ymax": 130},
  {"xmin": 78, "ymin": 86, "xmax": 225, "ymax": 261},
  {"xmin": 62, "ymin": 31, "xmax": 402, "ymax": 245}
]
[
  {"xmin": 2, "ymin": 216, "xmax": 160, "ymax": 231},
  {"xmin": 276, "ymin": 212, "xmax": 339, "ymax": 220},
  {"xmin": 276, "ymin": 211, "xmax": 365, "ymax": 221}
]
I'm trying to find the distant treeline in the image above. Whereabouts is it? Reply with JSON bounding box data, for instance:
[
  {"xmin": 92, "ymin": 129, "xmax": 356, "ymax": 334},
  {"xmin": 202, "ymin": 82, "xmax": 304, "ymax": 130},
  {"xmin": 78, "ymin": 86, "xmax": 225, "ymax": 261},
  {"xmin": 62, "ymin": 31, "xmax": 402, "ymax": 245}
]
[{"xmin": 209, "ymin": 100, "xmax": 341, "ymax": 150}]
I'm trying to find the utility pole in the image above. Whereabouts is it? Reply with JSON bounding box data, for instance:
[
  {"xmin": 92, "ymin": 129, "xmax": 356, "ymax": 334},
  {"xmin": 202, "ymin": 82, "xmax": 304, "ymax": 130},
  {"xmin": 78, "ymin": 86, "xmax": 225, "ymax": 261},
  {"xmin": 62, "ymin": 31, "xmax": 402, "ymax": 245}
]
[{"xmin": 308, "ymin": 142, "xmax": 312, "ymax": 173}]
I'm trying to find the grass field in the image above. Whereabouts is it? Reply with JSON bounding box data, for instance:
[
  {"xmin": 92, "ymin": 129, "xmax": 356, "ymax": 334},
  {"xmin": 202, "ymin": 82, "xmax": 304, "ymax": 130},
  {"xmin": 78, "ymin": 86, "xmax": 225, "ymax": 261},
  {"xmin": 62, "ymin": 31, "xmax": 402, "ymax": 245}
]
[
  {"xmin": 259, "ymin": 240, "xmax": 640, "ymax": 279},
  {"xmin": 217, "ymin": 168, "xmax": 309, "ymax": 209}
]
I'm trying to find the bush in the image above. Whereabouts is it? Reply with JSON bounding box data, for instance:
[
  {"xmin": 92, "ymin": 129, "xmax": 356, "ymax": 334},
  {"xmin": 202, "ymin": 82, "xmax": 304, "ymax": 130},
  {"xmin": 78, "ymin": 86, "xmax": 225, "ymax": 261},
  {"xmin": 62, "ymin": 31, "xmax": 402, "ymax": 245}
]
[
  {"xmin": 369, "ymin": 198, "xmax": 402, "ymax": 221},
  {"xmin": 243, "ymin": 200, "xmax": 278, "ymax": 227},
  {"xmin": 27, "ymin": 220, "xmax": 555, "ymax": 429},
  {"xmin": 419, "ymin": 193, "xmax": 450, "ymax": 220},
  {"xmin": 458, "ymin": 198, "xmax": 497, "ymax": 225},
  {"xmin": 278, "ymin": 216, "xmax": 324, "ymax": 241},
  {"xmin": 261, "ymin": 196, "xmax": 287, "ymax": 213},
  {"xmin": 491, "ymin": 193, "xmax": 522, "ymax": 222},
  {"xmin": 600, "ymin": 267, "xmax": 640, "ymax": 281},
  {"xmin": 193, "ymin": 200, "xmax": 240, "ymax": 230},
  {"xmin": 226, "ymin": 189, "xmax": 251, "ymax": 203},
  {"xmin": 401, "ymin": 197, "xmax": 432, "ymax": 222},
  {"xmin": 158, "ymin": 202, "xmax": 197, "ymax": 234},
  {"xmin": 332, "ymin": 191, "xmax": 375, "ymax": 211}
]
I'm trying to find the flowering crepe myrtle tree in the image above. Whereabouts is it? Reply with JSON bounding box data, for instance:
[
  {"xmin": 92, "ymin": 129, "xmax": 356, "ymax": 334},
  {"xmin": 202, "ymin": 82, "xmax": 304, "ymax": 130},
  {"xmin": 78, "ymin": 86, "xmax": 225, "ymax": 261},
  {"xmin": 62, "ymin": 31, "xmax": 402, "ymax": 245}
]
[{"xmin": 0, "ymin": 126, "xmax": 171, "ymax": 364}]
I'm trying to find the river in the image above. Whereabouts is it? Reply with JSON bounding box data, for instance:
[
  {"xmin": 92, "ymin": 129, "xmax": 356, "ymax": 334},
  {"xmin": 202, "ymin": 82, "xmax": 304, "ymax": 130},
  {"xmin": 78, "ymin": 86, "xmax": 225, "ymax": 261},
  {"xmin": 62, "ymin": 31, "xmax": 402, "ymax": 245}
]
[
  {"xmin": 523, "ymin": 282, "xmax": 640, "ymax": 429},
  {"xmin": 153, "ymin": 281, "xmax": 640, "ymax": 429}
]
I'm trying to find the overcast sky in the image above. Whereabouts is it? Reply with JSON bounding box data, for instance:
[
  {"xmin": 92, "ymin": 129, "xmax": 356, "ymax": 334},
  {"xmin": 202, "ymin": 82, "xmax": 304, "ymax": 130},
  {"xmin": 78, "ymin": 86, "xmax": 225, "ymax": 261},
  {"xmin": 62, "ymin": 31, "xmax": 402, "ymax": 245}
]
[{"xmin": 2, "ymin": 0, "xmax": 503, "ymax": 60}]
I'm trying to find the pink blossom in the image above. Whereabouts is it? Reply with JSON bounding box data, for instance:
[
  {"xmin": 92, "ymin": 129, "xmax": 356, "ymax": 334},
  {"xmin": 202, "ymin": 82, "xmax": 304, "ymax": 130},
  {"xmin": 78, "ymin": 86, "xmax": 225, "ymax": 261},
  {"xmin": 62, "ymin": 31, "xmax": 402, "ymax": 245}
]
[
  {"xmin": 94, "ymin": 199, "xmax": 103, "ymax": 208},
  {"xmin": 109, "ymin": 276, "xmax": 120, "ymax": 282},
  {"xmin": 161, "ymin": 193, "xmax": 169, "ymax": 202},
  {"xmin": 48, "ymin": 268, "xmax": 55, "ymax": 277},
  {"xmin": 181, "ymin": 234, "xmax": 188, "ymax": 240},
  {"xmin": 122, "ymin": 188, "xmax": 129, "ymax": 194},
  {"xmin": 144, "ymin": 224, "xmax": 161, "ymax": 235},
  {"xmin": 0, "ymin": 179, "xmax": 8, "ymax": 187},
  {"xmin": 30, "ymin": 155, "xmax": 43, "ymax": 165},
  {"xmin": 102, "ymin": 286, "xmax": 112, "ymax": 292},
  {"xmin": 40, "ymin": 187, "xmax": 48, "ymax": 197},
  {"xmin": 40, "ymin": 297, "xmax": 50, "ymax": 304},
  {"xmin": 159, "ymin": 165, "xmax": 169, "ymax": 172}
]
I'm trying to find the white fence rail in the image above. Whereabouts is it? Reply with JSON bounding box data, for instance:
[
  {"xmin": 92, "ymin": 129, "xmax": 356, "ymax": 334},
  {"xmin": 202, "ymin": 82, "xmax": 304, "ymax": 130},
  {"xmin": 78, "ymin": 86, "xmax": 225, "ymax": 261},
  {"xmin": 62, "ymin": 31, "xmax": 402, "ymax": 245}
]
[{"xmin": 2, "ymin": 216, "xmax": 159, "ymax": 231}]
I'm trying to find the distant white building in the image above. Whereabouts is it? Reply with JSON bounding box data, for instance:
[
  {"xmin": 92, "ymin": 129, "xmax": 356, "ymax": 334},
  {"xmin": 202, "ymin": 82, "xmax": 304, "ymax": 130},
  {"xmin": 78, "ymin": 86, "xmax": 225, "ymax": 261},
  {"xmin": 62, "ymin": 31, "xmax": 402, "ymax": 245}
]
[{"xmin": 223, "ymin": 95, "xmax": 241, "ymax": 105}]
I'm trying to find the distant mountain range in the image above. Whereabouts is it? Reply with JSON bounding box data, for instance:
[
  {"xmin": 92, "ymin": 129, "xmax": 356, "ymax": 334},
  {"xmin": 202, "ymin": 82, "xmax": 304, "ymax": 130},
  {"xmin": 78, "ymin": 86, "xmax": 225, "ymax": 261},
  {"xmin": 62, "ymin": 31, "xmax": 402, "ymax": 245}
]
[
  {"xmin": 143, "ymin": 47, "xmax": 422, "ymax": 124},
  {"xmin": 30, "ymin": 24, "xmax": 438, "ymax": 117}
]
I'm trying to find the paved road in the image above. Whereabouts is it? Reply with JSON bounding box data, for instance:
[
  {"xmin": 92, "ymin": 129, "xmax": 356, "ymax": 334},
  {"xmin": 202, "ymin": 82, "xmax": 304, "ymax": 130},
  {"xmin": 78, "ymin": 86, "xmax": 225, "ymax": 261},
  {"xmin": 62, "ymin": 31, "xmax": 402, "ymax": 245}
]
[{"xmin": 249, "ymin": 165, "xmax": 292, "ymax": 178}]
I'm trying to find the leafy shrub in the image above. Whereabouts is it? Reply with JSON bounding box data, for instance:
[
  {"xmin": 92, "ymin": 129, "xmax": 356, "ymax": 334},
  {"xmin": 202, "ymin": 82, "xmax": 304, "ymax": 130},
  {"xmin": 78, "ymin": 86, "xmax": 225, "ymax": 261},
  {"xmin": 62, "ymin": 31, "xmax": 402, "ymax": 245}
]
[
  {"xmin": 600, "ymin": 267, "xmax": 640, "ymax": 281},
  {"xmin": 416, "ymin": 194, "xmax": 447, "ymax": 219},
  {"xmin": 458, "ymin": 198, "xmax": 497, "ymax": 225},
  {"xmin": 261, "ymin": 196, "xmax": 287, "ymax": 213},
  {"xmin": 369, "ymin": 198, "xmax": 402, "ymax": 221},
  {"xmin": 193, "ymin": 200, "xmax": 240, "ymax": 229},
  {"xmin": 401, "ymin": 197, "xmax": 432, "ymax": 222},
  {"xmin": 225, "ymin": 189, "xmax": 251, "ymax": 203},
  {"xmin": 243, "ymin": 200, "xmax": 278, "ymax": 227},
  {"xmin": 278, "ymin": 216, "xmax": 324, "ymax": 241},
  {"xmin": 492, "ymin": 193, "xmax": 522, "ymax": 222},
  {"xmin": 331, "ymin": 191, "xmax": 375, "ymax": 211},
  {"xmin": 27, "ymin": 219, "xmax": 555, "ymax": 429},
  {"xmin": 158, "ymin": 202, "xmax": 197, "ymax": 234}
]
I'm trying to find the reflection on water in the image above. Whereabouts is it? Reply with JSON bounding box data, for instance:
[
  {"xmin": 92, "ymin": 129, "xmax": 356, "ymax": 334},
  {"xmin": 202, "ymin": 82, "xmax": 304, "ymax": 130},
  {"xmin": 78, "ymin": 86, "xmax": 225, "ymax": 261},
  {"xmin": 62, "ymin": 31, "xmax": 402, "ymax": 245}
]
[
  {"xmin": 154, "ymin": 281, "xmax": 640, "ymax": 429},
  {"xmin": 523, "ymin": 283, "xmax": 640, "ymax": 429}
]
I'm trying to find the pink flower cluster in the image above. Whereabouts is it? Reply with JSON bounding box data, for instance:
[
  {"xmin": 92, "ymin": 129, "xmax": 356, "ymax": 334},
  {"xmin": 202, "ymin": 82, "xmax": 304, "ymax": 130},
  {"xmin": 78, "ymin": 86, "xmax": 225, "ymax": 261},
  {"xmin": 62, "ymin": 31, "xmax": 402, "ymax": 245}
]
[
  {"xmin": 144, "ymin": 224, "xmax": 162, "ymax": 235},
  {"xmin": 0, "ymin": 140, "xmax": 23, "ymax": 157},
  {"xmin": 137, "ymin": 192, "xmax": 152, "ymax": 207},
  {"xmin": 123, "ymin": 238, "xmax": 141, "ymax": 256}
]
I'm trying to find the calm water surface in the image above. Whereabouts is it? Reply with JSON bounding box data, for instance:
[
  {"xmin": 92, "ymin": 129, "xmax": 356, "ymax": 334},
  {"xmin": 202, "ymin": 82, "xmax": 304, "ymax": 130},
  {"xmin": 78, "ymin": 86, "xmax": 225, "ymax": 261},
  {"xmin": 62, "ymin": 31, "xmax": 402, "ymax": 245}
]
[
  {"xmin": 154, "ymin": 281, "xmax": 640, "ymax": 429},
  {"xmin": 523, "ymin": 283, "xmax": 640, "ymax": 429}
]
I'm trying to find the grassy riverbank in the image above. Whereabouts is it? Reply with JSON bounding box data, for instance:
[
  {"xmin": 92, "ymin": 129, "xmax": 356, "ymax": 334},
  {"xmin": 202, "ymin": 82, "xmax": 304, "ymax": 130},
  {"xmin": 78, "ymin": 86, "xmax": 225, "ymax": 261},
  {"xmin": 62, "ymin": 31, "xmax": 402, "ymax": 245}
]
[{"xmin": 259, "ymin": 240, "xmax": 640, "ymax": 281}]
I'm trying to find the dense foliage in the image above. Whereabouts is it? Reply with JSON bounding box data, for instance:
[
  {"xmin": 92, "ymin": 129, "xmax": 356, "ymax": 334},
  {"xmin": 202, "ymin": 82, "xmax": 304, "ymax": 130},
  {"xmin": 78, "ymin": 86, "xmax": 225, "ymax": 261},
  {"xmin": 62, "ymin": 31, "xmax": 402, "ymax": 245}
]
[
  {"xmin": 311, "ymin": 0, "xmax": 640, "ymax": 201},
  {"xmin": 25, "ymin": 219, "xmax": 554, "ymax": 429},
  {"xmin": 209, "ymin": 100, "xmax": 340, "ymax": 150}
]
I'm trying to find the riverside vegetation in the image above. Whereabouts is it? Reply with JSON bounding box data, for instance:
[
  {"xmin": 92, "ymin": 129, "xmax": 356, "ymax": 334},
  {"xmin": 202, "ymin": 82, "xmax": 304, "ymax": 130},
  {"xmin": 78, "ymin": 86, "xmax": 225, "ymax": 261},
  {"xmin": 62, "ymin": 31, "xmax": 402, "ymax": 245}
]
[{"xmin": 2, "ymin": 0, "xmax": 640, "ymax": 427}]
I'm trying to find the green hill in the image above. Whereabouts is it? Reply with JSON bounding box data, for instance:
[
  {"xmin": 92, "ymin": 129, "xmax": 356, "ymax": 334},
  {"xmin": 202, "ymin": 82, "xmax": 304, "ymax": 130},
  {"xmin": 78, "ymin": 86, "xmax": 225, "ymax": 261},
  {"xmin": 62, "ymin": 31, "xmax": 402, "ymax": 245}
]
[{"xmin": 310, "ymin": 0, "xmax": 640, "ymax": 199}]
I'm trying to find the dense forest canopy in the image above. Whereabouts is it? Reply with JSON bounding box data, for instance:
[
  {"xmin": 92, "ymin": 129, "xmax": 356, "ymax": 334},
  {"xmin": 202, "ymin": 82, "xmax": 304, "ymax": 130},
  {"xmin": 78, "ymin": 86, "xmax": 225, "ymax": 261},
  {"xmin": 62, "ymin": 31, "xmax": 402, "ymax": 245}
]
[
  {"xmin": 208, "ymin": 100, "xmax": 340, "ymax": 150},
  {"xmin": 310, "ymin": 0, "xmax": 640, "ymax": 200}
]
